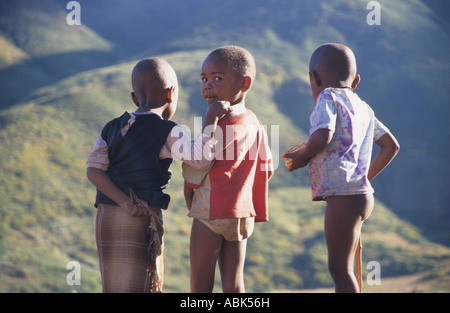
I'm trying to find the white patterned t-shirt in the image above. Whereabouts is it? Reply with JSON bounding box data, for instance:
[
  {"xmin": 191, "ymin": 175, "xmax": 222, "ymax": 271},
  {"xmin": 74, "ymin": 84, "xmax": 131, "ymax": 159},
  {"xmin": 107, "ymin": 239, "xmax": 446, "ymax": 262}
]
[{"xmin": 308, "ymin": 88, "xmax": 389, "ymax": 200}]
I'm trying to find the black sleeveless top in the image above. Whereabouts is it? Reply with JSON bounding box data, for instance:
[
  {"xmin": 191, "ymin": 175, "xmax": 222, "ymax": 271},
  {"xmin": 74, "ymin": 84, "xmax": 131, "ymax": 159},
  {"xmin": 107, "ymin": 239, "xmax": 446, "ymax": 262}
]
[{"xmin": 95, "ymin": 112, "xmax": 176, "ymax": 209}]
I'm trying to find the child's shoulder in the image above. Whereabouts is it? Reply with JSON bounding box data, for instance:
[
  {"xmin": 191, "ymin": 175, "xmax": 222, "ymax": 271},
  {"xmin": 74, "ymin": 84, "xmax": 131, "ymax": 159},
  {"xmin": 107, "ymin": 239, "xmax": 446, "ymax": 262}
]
[
  {"xmin": 318, "ymin": 87, "xmax": 366, "ymax": 107},
  {"xmin": 132, "ymin": 112, "xmax": 178, "ymax": 127},
  {"xmin": 103, "ymin": 111, "xmax": 131, "ymax": 129},
  {"xmin": 319, "ymin": 87, "xmax": 349, "ymax": 100},
  {"xmin": 222, "ymin": 109, "xmax": 260, "ymax": 125},
  {"xmin": 162, "ymin": 118, "xmax": 178, "ymax": 127}
]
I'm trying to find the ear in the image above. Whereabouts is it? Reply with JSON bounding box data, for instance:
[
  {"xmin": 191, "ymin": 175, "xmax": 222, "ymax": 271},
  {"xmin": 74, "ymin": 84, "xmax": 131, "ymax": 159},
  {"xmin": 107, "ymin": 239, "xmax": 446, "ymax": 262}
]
[
  {"xmin": 131, "ymin": 92, "xmax": 139, "ymax": 108},
  {"xmin": 241, "ymin": 76, "xmax": 252, "ymax": 92},
  {"xmin": 310, "ymin": 71, "xmax": 321, "ymax": 87},
  {"xmin": 164, "ymin": 86, "xmax": 175, "ymax": 103},
  {"xmin": 351, "ymin": 74, "xmax": 360, "ymax": 90}
]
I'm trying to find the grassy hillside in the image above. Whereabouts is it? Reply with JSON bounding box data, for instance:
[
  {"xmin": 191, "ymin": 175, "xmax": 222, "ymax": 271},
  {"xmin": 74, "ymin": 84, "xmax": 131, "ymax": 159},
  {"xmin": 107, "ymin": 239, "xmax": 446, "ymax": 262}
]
[
  {"xmin": 0, "ymin": 0, "xmax": 449, "ymax": 292},
  {"xmin": 1, "ymin": 51, "xmax": 449, "ymax": 293},
  {"xmin": 151, "ymin": 0, "xmax": 450, "ymax": 243},
  {"xmin": 75, "ymin": 0, "xmax": 450, "ymax": 243}
]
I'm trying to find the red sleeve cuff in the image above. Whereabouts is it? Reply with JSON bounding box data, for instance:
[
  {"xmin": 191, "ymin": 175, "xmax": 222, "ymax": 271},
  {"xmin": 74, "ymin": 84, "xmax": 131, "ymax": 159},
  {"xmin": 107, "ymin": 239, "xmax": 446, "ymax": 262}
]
[{"xmin": 185, "ymin": 181, "xmax": 200, "ymax": 189}]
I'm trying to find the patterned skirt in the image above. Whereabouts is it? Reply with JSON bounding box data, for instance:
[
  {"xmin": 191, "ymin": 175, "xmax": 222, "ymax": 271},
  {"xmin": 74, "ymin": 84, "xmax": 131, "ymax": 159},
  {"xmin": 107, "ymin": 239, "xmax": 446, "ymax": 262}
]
[{"xmin": 95, "ymin": 203, "xmax": 164, "ymax": 292}]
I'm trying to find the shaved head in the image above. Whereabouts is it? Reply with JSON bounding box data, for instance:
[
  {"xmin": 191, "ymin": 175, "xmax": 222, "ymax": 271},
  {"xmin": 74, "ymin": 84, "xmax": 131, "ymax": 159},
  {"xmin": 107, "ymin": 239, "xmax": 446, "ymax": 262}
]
[
  {"xmin": 130, "ymin": 57, "xmax": 178, "ymax": 118},
  {"xmin": 309, "ymin": 43, "xmax": 357, "ymax": 85},
  {"xmin": 308, "ymin": 43, "xmax": 360, "ymax": 101},
  {"xmin": 131, "ymin": 57, "xmax": 178, "ymax": 94},
  {"xmin": 208, "ymin": 45, "xmax": 256, "ymax": 80}
]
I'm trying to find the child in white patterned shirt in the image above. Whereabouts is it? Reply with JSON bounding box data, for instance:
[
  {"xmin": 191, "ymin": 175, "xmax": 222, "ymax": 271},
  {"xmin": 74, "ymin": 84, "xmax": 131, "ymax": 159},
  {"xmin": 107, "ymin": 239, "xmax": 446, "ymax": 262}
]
[{"xmin": 283, "ymin": 43, "xmax": 399, "ymax": 293}]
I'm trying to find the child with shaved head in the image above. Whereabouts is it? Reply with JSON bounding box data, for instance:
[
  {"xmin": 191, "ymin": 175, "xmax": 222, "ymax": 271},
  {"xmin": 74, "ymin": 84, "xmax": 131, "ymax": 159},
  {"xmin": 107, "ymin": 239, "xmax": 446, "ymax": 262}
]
[
  {"xmin": 184, "ymin": 46, "xmax": 273, "ymax": 293},
  {"xmin": 283, "ymin": 43, "xmax": 399, "ymax": 292},
  {"xmin": 87, "ymin": 57, "xmax": 230, "ymax": 292}
]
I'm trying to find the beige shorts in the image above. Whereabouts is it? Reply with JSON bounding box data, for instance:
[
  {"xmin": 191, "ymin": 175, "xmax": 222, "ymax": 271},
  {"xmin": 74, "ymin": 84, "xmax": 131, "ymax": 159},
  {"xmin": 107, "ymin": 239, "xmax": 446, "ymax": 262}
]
[{"xmin": 197, "ymin": 217, "xmax": 255, "ymax": 241}]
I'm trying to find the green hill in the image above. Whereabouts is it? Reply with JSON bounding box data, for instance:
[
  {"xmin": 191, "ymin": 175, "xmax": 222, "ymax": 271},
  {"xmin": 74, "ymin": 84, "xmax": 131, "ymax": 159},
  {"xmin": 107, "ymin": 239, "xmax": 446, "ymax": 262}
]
[{"xmin": 0, "ymin": 0, "xmax": 449, "ymax": 292}]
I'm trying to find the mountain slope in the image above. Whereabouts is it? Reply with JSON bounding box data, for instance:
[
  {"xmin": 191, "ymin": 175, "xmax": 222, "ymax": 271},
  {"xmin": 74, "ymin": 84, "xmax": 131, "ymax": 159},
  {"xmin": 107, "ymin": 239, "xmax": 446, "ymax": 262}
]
[
  {"xmin": 58, "ymin": 0, "xmax": 450, "ymax": 242},
  {"xmin": 1, "ymin": 49, "xmax": 449, "ymax": 292},
  {"xmin": 0, "ymin": 0, "xmax": 449, "ymax": 292},
  {"xmin": 151, "ymin": 0, "xmax": 450, "ymax": 243}
]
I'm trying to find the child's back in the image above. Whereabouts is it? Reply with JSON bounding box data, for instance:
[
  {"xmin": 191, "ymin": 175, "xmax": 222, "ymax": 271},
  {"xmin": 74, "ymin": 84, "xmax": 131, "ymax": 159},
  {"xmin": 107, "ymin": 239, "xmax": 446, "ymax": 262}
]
[
  {"xmin": 95, "ymin": 110, "xmax": 176, "ymax": 209},
  {"xmin": 283, "ymin": 43, "xmax": 399, "ymax": 293},
  {"xmin": 308, "ymin": 87, "xmax": 389, "ymax": 201}
]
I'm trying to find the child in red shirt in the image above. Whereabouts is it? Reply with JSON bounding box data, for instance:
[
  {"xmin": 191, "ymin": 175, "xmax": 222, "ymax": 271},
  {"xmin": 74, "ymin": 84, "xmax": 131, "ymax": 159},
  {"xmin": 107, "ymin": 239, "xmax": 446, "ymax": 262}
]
[{"xmin": 183, "ymin": 46, "xmax": 273, "ymax": 293}]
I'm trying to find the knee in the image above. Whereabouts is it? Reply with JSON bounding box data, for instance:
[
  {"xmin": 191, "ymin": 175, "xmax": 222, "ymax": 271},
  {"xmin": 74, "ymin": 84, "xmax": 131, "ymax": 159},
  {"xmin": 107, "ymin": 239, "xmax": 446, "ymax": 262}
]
[
  {"xmin": 191, "ymin": 278, "xmax": 214, "ymax": 293},
  {"xmin": 221, "ymin": 276, "xmax": 245, "ymax": 293},
  {"xmin": 222, "ymin": 282, "xmax": 245, "ymax": 293},
  {"xmin": 328, "ymin": 261, "xmax": 352, "ymax": 282}
]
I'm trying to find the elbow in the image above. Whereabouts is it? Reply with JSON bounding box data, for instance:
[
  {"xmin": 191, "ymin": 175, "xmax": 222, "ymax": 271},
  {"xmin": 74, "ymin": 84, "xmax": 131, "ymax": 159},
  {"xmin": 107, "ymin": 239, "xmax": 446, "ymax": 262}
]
[
  {"xmin": 86, "ymin": 166, "xmax": 100, "ymax": 183},
  {"xmin": 391, "ymin": 137, "xmax": 400, "ymax": 155},
  {"xmin": 380, "ymin": 132, "xmax": 400, "ymax": 156},
  {"xmin": 385, "ymin": 140, "xmax": 400, "ymax": 161},
  {"xmin": 86, "ymin": 167, "xmax": 94, "ymax": 182}
]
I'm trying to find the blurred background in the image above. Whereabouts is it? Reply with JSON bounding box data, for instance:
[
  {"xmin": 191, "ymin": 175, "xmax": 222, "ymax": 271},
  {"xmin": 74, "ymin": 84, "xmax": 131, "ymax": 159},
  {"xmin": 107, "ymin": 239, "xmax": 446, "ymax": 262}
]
[{"xmin": 0, "ymin": 0, "xmax": 448, "ymax": 292}]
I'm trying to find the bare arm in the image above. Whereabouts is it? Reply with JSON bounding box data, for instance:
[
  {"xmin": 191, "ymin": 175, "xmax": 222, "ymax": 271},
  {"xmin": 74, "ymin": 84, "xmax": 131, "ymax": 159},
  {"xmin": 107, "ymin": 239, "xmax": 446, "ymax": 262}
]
[
  {"xmin": 368, "ymin": 132, "xmax": 400, "ymax": 181},
  {"xmin": 163, "ymin": 100, "xmax": 231, "ymax": 170},
  {"xmin": 183, "ymin": 181, "xmax": 194, "ymax": 211},
  {"xmin": 268, "ymin": 169, "xmax": 274, "ymax": 180},
  {"xmin": 283, "ymin": 129, "xmax": 333, "ymax": 171},
  {"xmin": 202, "ymin": 100, "xmax": 232, "ymax": 138}
]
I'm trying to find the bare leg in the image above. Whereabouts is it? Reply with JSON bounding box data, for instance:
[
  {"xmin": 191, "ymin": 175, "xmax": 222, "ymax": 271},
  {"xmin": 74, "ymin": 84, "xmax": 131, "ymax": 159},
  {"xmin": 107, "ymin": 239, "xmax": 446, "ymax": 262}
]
[
  {"xmin": 190, "ymin": 219, "xmax": 222, "ymax": 292},
  {"xmin": 324, "ymin": 194, "xmax": 373, "ymax": 293},
  {"xmin": 190, "ymin": 218, "xmax": 248, "ymax": 293},
  {"xmin": 218, "ymin": 239, "xmax": 247, "ymax": 293}
]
